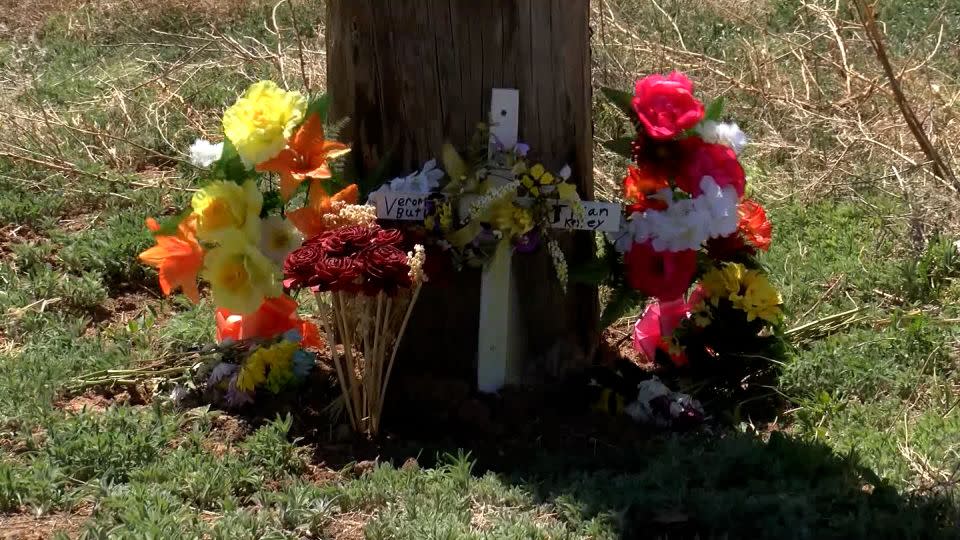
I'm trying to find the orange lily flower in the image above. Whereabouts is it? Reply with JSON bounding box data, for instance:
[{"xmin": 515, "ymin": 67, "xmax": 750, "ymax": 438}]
[
  {"xmin": 215, "ymin": 294, "xmax": 322, "ymax": 348},
  {"xmin": 140, "ymin": 215, "xmax": 204, "ymax": 302},
  {"xmin": 286, "ymin": 182, "xmax": 359, "ymax": 238},
  {"xmin": 256, "ymin": 113, "xmax": 351, "ymax": 202}
]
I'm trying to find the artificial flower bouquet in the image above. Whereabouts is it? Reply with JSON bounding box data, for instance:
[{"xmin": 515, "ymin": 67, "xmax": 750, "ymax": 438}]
[
  {"xmin": 199, "ymin": 329, "xmax": 318, "ymax": 408},
  {"xmin": 139, "ymin": 80, "xmax": 361, "ymax": 408},
  {"xmin": 588, "ymin": 72, "xmax": 784, "ymax": 380},
  {"xmin": 372, "ymin": 124, "xmax": 581, "ymax": 291}
]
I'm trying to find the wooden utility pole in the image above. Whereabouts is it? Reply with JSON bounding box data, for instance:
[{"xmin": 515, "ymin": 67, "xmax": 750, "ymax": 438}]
[{"xmin": 326, "ymin": 1, "xmax": 597, "ymax": 385}]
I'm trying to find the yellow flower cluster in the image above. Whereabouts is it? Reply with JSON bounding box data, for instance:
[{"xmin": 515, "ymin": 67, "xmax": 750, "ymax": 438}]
[
  {"xmin": 701, "ymin": 263, "xmax": 783, "ymax": 323},
  {"xmin": 192, "ymin": 180, "xmax": 262, "ymax": 243},
  {"xmin": 190, "ymin": 179, "xmax": 283, "ymax": 315},
  {"xmin": 202, "ymin": 229, "xmax": 281, "ymax": 315},
  {"xmin": 236, "ymin": 340, "xmax": 299, "ymax": 392},
  {"xmin": 520, "ymin": 163, "xmax": 555, "ymax": 196},
  {"xmin": 222, "ymin": 81, "xmax": 307, "ymax": 167},
  {"xmin": 732, "ymin": 271, "xmax": 783, "ymax": 323}
]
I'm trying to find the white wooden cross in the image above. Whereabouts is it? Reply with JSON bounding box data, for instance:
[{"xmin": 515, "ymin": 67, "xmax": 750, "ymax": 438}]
[{"xmin": 370, "ymin": 89, "xmax": 620, "ymax": 393}]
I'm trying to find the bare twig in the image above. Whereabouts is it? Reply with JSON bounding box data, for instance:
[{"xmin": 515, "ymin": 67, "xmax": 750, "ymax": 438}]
[{"xmin": 852, "ymin": 0, "xmax": 959, "ymax": 191}]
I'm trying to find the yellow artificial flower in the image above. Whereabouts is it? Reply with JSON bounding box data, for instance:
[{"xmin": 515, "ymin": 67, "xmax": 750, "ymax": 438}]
[
  {"xmin": 529, "ymin": 164, "xmax": 555, "ymax": 185},
  {"xmin": 701, "ymin": 262, "xmax": 745, "ymax": 306},
  {"xmin": 237, "ymin": 340, "xmax": 299, "ymax": 392},
  {"xmin": 191, "ymin": 180, "xmax": 262, "ymax": 243},
  {"xmin": 222, "ymin": 80, "xmax": 307, "ymax": 167},
  {"xmin": 512, "ymin": 207, "xmax": 534, "ymax": 234},
  {"xmin": 520, "ymin": 163, "xmax": 556, "ymax": 197},
  {"xmin": 731, "ymin": 270, "xmax": 783, "ymax": 323},
  {"xmin": 202, "ymin": 229, "xmax": 282, "ymax": 315},
  {"xmin": 259, "ymin": 216, "xmax": 303, "ymax": 265},
  {"xmin": 438, "ymin": 202, "xmax": 453, "ymax": 231},
  {"xmin": 236, "ymin": 351, "xmax": 268, "ymax": 392}
]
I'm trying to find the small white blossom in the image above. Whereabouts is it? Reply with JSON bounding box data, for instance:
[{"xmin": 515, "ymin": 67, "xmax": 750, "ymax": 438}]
[
  {"xmin": 369, "ymin": 159, "xmax": 444, "ymax": 200},
  {"xmin": 696, "ymin": 120, "xmax": 748, "ymax": 155},
  {"xmin": 617, "ymin": 179, "xmax": 738, "ymax": 253},
  {"xmin": 697, "ymin": 176, "xmax": 739, "ymax": 238},
  {"xmin": 559, "ymin": 164, "xmax": 572, "ymax": 180},
  {"xmin": 188, "ymin": 139, "xmax": 224, "ymax": 167},
  {"xmin": 259, "ymin": 216, "xmax": 303, "ymax": 265}
]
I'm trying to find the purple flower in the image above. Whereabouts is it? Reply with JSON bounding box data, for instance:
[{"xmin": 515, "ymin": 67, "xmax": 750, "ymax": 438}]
[
  {"xmin": 514, "ymin": 142, "xmax": 530, "ymax": 157},
  {"xmin": 224, "ymin": 375, "xmax": 254, "ymax": 408},
  {"xmin": 514, "ymin": 230, "xmax": 541, "ymax": 253},
  {"xmin": 208, "ymin": 362, "xmax": 239, "ymax": 387}
]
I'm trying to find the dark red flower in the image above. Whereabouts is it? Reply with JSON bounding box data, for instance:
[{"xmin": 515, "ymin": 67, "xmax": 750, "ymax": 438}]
[
  {"xmin": 375, "ymin": 228, "xmax": 404, "ymax": 246},
  {"xmin": 631, "ymin": 72, "xmax": 705, "ymax": 140},
  {"xmin": 337, "ymin": 224, "xmax": 380, "ymax": 251},
  {"xmin": 705, "ymin": 233, "xmax": 746, "ymax": 261},
  {"xmin": 283, "ymin": 242, "xmax": 325, "ymax": 289},
  {"xmin": 677, "ymin": 137, "xmax": 745, "ymax": 197},
  {"xmin": 624, "ymin": 240, "xmax": 697, "ymax": 301},
  {"xmin": 311, "ymin": 255, "xmax": 362, "ymax": 292},
  {"xmin": 361, "ymin": 244, "xmax": 411, "ymax": 295}
]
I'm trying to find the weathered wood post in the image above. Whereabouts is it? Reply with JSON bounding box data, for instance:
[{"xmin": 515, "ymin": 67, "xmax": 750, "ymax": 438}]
[{"xmin": 326, "ymin": 0, "xmax": 597, "ymax": 387}]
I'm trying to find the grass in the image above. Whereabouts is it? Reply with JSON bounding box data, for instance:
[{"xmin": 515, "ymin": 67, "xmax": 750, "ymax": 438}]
[{"xmin": 0, "ymin": 0, "xmax": 958, "ymax": 538}]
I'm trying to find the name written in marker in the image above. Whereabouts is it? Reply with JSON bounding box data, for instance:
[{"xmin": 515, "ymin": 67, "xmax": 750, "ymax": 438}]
[
  {"xmin": 546, "ymin": 201, "xmax": 621, "ymax": 232},
  {"xmin": 371, "ymin": 192, "xmax": 622, "ymax": 232},
  {"xmin": 371, "ymin": 192, "xmax": 428, "ymax": 221}
]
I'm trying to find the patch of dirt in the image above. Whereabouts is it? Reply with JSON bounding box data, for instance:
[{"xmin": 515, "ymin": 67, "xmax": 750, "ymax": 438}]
[
  {"xmin": 0, "ymin": 225, "xmax": 44, "ymax": 257},
  {"xmin": 54, "ymin": 386, "xmax": 149, "ymax": 414},
  {"xmin": 199, "ymin": 413, "xmax": 252, "ymax": 457},
  {"xmin": 322, "ymin": 510, "xmax": 369, "ymax": 540},
  {"xmin": 88, "ymin": 288, "xmax": 161, "ymax": 328},
  {"xmin": 0, "ymin": 508, "xmax": 89, "ymax": 539},
  {"xmin": 56, "ymin": 393, "xmax": 112, "ymax": 414}
]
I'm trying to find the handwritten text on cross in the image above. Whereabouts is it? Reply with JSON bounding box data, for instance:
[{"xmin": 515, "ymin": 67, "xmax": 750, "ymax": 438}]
[{"xmin": 372, "ymin": 192, "xmax": 620, "ymax": 233}]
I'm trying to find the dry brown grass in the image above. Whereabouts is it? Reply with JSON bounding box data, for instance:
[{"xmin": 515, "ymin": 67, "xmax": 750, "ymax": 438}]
[
  {"xmin": 0, "ymin": 0, "xmax": 326, "ymax": 201},
  {"xmin": 590, "ymin": 0, "xmax": 960, "ymax": 238},
  {"xmin": 4, "ymin": 0, "xmax": 958, "ymax": 241}
]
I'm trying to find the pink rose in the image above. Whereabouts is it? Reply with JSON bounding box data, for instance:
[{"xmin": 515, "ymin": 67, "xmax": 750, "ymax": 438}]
[
  {"xmin": 677, "ymin": 137, "xmax": 745, "ymax": 197},
  {"xmin": 632, "ymin": 72, "xmax": 705, "ymax": 140},
  {"xmin": 624, "ymin": 240, "xmax": 697, "ymax": 301}
]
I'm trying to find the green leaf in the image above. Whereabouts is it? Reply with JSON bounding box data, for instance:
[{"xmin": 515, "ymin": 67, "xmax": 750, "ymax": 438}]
[
  {"xmin": 601, "ymin": 86, "xmax": 634, "ymax": 119},
  {"xmin": 600, "ymin": 286, "xmax": 645, "ymax": 328},
  {"xmin": 704, "ymin": 96, "xmax": 725, "ymax": 121},
  {"xmin": 305, "ymin": 94, "xmax": 330, "ymax": 123},
  {"xmin": 261, "ymin": 190, "xmax": 282, "ymax": 217},
  {"xmin": 602, "ymin": 137, "xmax": 634, "ymax": 159},
  {"xmin": 210, "ymin": 138, "xmax": 249, "ymax": 184},
  {"xmin": 152, "ymin": 207, "xmax": 194, "ymax": 236}
]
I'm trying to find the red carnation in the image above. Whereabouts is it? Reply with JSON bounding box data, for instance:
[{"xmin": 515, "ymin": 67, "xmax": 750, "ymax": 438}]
[
  {"xmin": 624, "ymin": 240, "xmax": 697, "ymax": 301},
  {"xmin": 632, "ymin": 72, "xmax": 705, "ymax": 140},
  {"xmin": 361, "ymin": 244, "xmax": 411, "ymax": 295},
  {"xmin": 738, "ymin": 199, "xmax": 772, "ymax": 252},
  {"xmin": 283, "ymin": 243, "xmax": 325, "ymax": 289},
  {"xmin": 677, "ymin": 137, "xmax": 745, "ymax": 197}
]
